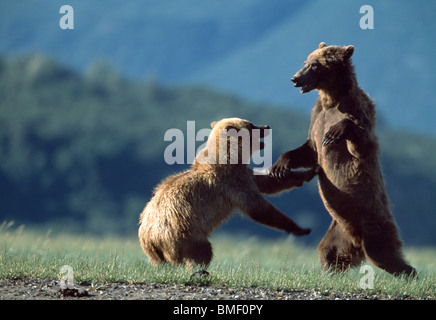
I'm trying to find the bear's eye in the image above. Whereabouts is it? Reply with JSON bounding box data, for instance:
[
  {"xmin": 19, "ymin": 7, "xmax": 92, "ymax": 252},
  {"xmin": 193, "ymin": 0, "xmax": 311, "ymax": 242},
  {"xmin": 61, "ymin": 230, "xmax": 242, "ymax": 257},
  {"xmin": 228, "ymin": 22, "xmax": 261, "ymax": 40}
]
[
  {"xmin": 225, "ymin": 125, "xmax": 238, "ymax": 132},
  {"xmin": 311, "ymin": 61, "xmax": 319, "ymax": 71}
]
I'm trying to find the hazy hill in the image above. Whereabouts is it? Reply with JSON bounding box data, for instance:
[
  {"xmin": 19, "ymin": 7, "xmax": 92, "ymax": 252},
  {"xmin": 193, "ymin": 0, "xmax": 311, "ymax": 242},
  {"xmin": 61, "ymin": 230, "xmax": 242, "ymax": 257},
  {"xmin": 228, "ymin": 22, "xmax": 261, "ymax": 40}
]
[
  {"xmin": 0, "ymin": 55, "xmax": 435, "ymax": 245},
  {"xmin": 0, "ymin": 0, "xmax": 435, "ymax": 135}
]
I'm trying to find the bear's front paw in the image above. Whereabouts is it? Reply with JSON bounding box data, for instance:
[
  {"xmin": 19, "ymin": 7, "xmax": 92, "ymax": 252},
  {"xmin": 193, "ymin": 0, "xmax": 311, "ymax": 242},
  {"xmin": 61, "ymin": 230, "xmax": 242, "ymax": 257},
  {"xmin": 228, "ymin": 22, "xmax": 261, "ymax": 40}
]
[
  {"xmin": 292, "ymin": 227, "xmax": 312, "ymax": 236},
  {"xmin": 269, "ymin": 153, "xmax": 292, "ymax": 178},
  {"xmin": 322, "ymin": 119, "xmax": 354, "ymax": 146}
]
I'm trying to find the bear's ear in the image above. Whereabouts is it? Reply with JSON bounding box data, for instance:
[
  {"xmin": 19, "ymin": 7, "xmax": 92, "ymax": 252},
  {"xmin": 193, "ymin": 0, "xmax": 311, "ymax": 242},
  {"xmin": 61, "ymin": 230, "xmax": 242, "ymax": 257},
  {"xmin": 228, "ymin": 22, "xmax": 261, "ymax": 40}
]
[
  {"xmin": 343, "ymin": 45, "xmax": 354, "ymax": 60},
  {"xmin": 210, "ymin": 121, "xmax": 217, "ymax": 128},
  {"xmin": 318, "ymin": 42, "xmax": 327, "ymax": 49}
]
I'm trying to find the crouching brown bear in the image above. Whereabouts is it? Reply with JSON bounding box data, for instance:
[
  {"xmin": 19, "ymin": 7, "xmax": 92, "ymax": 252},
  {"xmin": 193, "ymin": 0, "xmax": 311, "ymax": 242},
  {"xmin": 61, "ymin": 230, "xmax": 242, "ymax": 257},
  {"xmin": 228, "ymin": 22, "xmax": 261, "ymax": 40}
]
[
  {"xmin": 271, "ymin": 43, "xmax": 416, "ymax": 277},
  {"xmin": 138, "ymin": 117, "xmax": 315, "ymax": 271}
]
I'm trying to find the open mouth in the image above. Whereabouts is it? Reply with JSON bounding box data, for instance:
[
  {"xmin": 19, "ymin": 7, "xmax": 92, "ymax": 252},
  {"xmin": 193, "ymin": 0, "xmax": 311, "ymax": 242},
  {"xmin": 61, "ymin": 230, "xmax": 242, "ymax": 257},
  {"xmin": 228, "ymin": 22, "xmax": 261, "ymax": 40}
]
[
  {"xmin": 291, "ymin": 76, "xmax": 317, "ymax": 94},
  {"xmin": 259, "ymin": 126, "xmax": 269, "ymax": 150},
  {"xmin": 248, "ymin": 137, "xmax": 265, "ymax": 152},
  {"xmin": 259, "ymin": 140, "xmax": 265, "ymax": 150},
  {"xmin": 252, "ymin": 125, "xmax": 269, "ymax": 151},
  {"xmin": 257, "ymin": 131, "xmax": 267, "ymax": 151},
  {"xmin": 296, "ymin": 83, "xmax": 316, "ymax": 94}
]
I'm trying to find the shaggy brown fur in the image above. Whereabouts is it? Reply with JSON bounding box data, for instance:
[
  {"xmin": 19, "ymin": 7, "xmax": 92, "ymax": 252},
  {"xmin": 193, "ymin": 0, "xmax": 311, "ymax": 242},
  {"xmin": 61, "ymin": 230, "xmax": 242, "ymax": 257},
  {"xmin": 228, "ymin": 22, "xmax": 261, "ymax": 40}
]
[
  {"xmin": 138, "ymin": 118, "xmax": 315, "ymax": 269},
  {"xmin": 271, "ymin": 43, "xmax": 416, "ymax": 277}
]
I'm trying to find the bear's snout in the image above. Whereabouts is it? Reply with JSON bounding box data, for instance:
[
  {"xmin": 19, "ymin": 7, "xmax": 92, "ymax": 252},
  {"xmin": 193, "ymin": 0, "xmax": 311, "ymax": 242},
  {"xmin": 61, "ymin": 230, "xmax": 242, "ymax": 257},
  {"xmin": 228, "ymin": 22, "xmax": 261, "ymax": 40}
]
[
  {"xmin": 253, "ymin": 124, "xmax": 270, "ymax": 138},
  {"xmin": 291, "ymin": 69, "xmax": 318, "ymax": 94},
  {"xmin": 255, "ymin": 124, "xmax": 270, "ymax": 130},
  {"xmin": 291, "ymin": 73, "xmax": 304, "ymax": 88}
]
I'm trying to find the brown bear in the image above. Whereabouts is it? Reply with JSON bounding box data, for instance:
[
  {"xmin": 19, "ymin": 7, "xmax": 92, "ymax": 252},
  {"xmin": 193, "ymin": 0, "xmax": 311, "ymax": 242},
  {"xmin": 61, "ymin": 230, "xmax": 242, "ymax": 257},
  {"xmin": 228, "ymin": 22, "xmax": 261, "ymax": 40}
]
[
  {"xmin": 270, "ymin": 43, "xmax": 416, "ymax": 277},
  {"xmin": 138, "ymin": 117, "xmax": 315, "ymax": 270}
]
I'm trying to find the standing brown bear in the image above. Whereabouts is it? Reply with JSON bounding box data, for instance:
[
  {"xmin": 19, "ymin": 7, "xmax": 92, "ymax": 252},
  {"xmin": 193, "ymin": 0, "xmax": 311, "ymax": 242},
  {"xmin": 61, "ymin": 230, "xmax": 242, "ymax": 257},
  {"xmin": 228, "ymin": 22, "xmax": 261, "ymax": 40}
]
[
  {"xmin": 271, "ymin": 43, "xmax": 416, "ymax": 277},
  {"xmin": 139, "ymin": 117, "xmax": 314, "ymax": 271}
]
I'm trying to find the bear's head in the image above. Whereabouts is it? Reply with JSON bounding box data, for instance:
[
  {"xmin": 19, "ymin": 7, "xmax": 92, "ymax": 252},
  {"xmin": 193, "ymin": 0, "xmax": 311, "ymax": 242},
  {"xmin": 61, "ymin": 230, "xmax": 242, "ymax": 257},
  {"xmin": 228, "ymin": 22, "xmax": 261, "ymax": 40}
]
[
  {"xmin": 196, "ymin": 118, "xmax": 270, "ymax": 165},
  {"xmin": 291, "ymin": 42, "xmax": 355, "ymax": 94}
]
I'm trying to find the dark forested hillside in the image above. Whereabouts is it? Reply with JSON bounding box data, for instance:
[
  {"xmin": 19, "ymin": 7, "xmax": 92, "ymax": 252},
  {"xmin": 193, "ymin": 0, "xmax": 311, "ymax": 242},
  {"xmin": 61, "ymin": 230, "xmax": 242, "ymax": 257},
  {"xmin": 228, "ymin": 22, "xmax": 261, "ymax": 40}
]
[
  {"xmin": 1, "ymin": 55, "xmax": 435, "ymax": 244},
  {"xmin": 1, "ymin": 0, "xmax": 434, "ymax": 134}
]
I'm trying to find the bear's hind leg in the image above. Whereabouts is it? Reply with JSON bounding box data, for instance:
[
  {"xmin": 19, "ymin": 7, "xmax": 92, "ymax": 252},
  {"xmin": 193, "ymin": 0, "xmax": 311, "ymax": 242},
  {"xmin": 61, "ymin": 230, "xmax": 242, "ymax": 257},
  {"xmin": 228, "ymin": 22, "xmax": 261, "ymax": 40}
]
[
  {"xmin": 181, "ymin": 238, "xmax": 213, "ymax": 271},
  {"xmin": 140, "ymin": 240, "xmax": 168, "ymax": 266},
  {"xmin": 318, "ymin": 220, "xmax": 365, "ymax": 273},
  {"xmin": 362, "ymin": 227, "xmax": 417, "ymax": 277}
]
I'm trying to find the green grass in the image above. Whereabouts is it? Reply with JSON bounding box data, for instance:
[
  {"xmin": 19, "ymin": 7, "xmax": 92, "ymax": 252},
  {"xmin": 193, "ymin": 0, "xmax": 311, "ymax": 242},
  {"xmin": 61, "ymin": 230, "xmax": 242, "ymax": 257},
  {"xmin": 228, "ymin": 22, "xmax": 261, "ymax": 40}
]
[{"xmin": 1, "ymin": 221, "xmax": 435, "ymax": 299}]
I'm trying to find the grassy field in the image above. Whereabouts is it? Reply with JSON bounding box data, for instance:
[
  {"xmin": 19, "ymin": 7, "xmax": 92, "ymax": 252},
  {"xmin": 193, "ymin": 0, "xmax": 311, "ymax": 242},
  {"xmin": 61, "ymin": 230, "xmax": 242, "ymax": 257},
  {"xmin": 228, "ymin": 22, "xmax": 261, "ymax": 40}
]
[{"xmin": 1, "ymin": 221, "xmax": 435, "ymax": 299}]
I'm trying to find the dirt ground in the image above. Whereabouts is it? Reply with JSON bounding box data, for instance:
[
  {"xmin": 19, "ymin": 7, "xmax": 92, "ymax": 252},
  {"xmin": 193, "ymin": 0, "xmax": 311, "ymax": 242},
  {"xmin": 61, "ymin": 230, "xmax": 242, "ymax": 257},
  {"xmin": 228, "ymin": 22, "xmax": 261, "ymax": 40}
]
[{"xmin": 0, "ymin": 278, "xmax": 424, "ymax": 300}]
